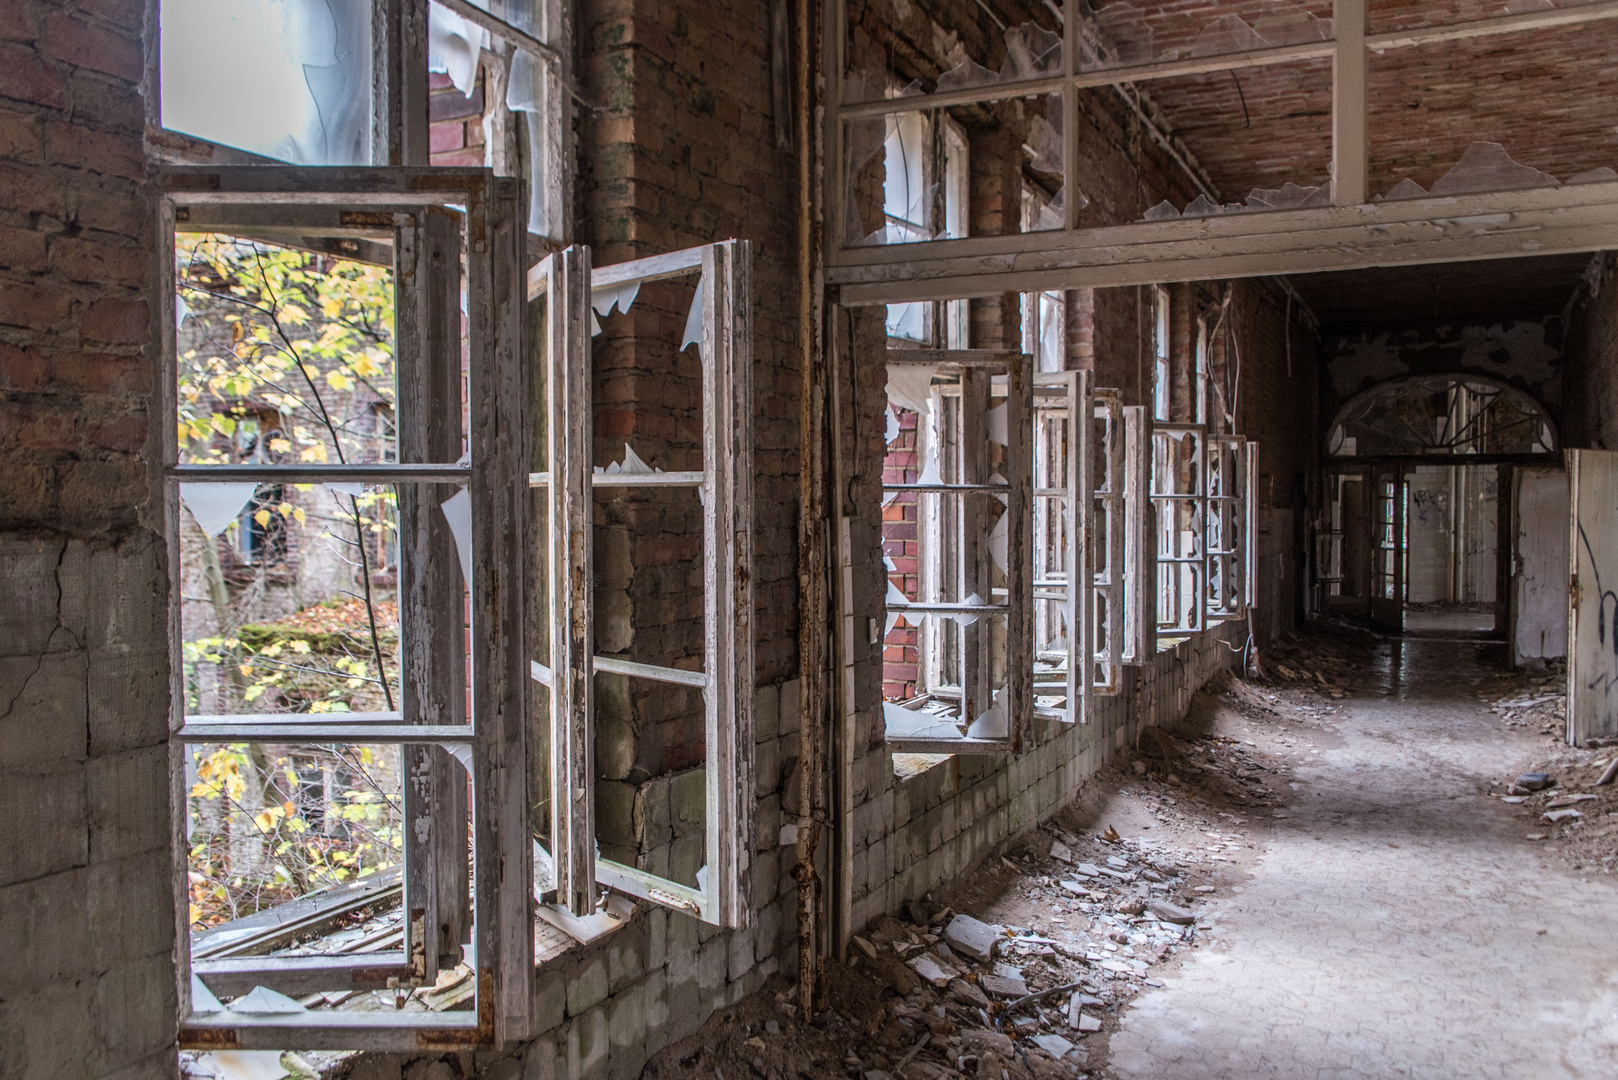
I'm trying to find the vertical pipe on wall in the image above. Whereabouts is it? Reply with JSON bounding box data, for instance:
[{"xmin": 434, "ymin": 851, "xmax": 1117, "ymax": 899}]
[{"xmin": 794, "ymin": 0, "xmax": 828, "ymax": 1021}]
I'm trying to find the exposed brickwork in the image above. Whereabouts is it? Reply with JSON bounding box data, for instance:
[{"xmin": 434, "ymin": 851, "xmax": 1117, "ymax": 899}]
[
  {"xmin": 427, "ymin": 70, "xmax": 489, "ymax": 168},
  {"xmin": 0, "ymin": 0, "xmax": 173, "ymax": 1074},
  {"xmin": 881, "ymin": 409, "xmax": 922, "ymax": 699}
]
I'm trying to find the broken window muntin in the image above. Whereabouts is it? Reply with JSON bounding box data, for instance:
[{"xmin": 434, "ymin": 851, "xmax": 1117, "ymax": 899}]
[
  {"xmin": 162, "ymin": 166, "xmax": 532, "ymax": 1049},
  {"xmin": 1152, "ymin": 421, "xmax": 1208, "ymax": 640},
  {"xmin": 1032, "ymin": 370, "xmax": 1092, "ymax": 725},
  {"xmin": 1205, "ymin": 434, "xmax": 1257, "ymax": 621},
  {"xmin": 882, "ymin": 349, "xmax": 1034, "ymax": 754},
  {"xmin": 1090, "ymin": 388, "xmax": 1129, "ymax": 696},
  {"xmin": 527, "ymin": 241, "xmax": 756, "ymax": 930}
]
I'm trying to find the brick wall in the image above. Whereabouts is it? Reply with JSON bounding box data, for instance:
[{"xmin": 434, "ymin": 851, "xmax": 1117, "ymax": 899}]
[{"xmin": 0, "ymin": 0, "xmax": 173, "ymax": 1078}]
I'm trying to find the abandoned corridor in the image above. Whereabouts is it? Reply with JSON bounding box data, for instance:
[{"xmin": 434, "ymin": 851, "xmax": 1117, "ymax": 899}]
[{"xmin": 1109, "ymin": 637, "xmax": 1618, "ymax": 1079}]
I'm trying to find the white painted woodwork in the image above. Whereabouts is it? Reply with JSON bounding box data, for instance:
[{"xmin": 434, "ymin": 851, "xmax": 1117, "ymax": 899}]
[
  {"xmin": 1567, "ymin": 450, "xmax": 1618, "ymax": 745},
  {"xmin": 162, "ymin": 168, "xmax": 532, "ymax": 1049},
  {"xmin": 826, "ymin": 181, "xmax": 1618, "ymax": 302},
  {"xmin": 1514, "ymin": 466, "xmax": 1569, "ymax": 665}
]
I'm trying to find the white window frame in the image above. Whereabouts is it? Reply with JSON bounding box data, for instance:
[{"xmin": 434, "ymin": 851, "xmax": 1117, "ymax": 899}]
[
  {"xmin": 1152, "ymin": 422, "xmax": 1206, "ymax": 637},
  {"xmin": 1151, "ymin": 285, "xmax": 1171, "ymax": 422},
  {"xmin": 881, "ymin": 349, "xmax": 1033, "ymax": 754},
  {"xmin": 1032, "ymin": 370, "xmax": 1089, "ymax": 724},
  {"xmin": 526, "ymin": 241, "xmax": 756, "ymax": 930},
  {"xmin": 1151, "ymin": 423, "xmax": 1259, "ymax": 636},
  {"xmin": 163, "ymin": 166, "xmax": 532, "ymax": 1050},
  {"xmin": 1206, "ymin": 434, "xmax": 1259, "ymax": 619}
]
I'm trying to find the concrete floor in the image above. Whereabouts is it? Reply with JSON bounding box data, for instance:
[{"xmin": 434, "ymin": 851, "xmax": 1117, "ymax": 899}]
[{"xmin": 1108, "ymin": 640, "xmax": 1618, "ymax": 1080}]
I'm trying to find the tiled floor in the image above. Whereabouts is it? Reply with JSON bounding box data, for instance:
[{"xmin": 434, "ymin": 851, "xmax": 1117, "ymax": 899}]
[{"xmin": 1108, "ymin": 640, "xmax": 1618, "ymax": 1079}]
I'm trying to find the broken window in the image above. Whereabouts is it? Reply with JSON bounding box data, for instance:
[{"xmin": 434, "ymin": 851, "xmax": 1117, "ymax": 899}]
[
  {"xmin": 157, "ymin": 0, "xmax": 569, "ymax": 241},
  {"xmin": 881, "ymin": 349, "xmax": 1033, "ymax": 753},
  {"xmin": 1033, "ymin": 371, "xmax": 1089, "ymax": 725},
  {"xmin": 165, "ymin": 168, "xmax": 533, "ymax": 1049},
  {"xmin": 1151, "ymin": 286, "xmax": 1171, "ymax": 422},
  {"xmin": 527, "ymin": 241, "xmax": 756, "ymax": 929},
  {"xmin": 1327, "ymin": 374, "xmax": 1558, "ymax": 457},
  {"xmin": 1151, "ymin": 423, "xmax": 1259, "ymax": 639}
]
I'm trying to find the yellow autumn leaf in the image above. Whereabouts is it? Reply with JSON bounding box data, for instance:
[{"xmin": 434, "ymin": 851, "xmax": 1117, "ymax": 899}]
[
  {"xmin": 293, "ymin": 507, "xmax": 306, "ymax": 525},
  {"xmin": 254, "ymin": 509, "xmax": 271, "ymax": 527},
  {"xmin": 278, "ymin": 502, "xmax": 294, "ymax": 518},
  {"xmin": 327, "ymin": 369, "xmax": 352, "ymax": 393},
  {"xmin": 269, "ymin": 437, "xmax": 292, "ymax": 455}
]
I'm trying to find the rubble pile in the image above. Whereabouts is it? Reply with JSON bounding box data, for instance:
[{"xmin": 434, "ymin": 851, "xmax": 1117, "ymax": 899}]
[
  {"xmin": 1493, "ymin": 749, "xmax": 1618, "ymax": 871},
  {"xmin": 648, "ymin": 677, "xmax": 1303, "ymax": 1080},
  {"xmin": 1252, "ymin": 628, "xmax": 1367, "ymax": 699},
  {"xmin": 647, "ymin": 828, "xmax": 1221, "ymax": 1080},
  {"xmin": 1487, "ymin": 672, "xmax": 1566, "ymax": 734}
]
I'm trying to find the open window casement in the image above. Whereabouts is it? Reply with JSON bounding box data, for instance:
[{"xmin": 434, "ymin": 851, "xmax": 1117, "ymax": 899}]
[
  {"xmin": 882, "ymin": 350, "xmax": 1033, "ymax": 754},
  {"xmin": 527, "ymin": 241, "xmax": 756, "ymax": 929},
  {"xmin": 1120, "ymin": 405, "xmax": 1156, "ymax": 662},
  {"xmin": 1151, "ymin": 423, "xmax": 1208, "ymax": 638},
  {"xmin": 1032, "ymin": 371, "xmax": 1090, "ymax": 725},
  {"xmin": 1205, "ymin": 435, "xmax": 1259, "ymax": 620},
  {"xmin": 164, "ymin": 167, "xmax": 531, "ymax": 1049}
]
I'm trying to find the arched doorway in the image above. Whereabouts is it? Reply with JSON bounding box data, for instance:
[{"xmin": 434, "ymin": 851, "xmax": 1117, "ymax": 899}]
[{"xmin": 1316, "ymin": 375, "xmax": 1559, "ymax": 635}]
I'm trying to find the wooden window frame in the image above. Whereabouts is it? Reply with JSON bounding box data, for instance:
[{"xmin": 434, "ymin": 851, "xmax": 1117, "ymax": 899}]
[
  {"xmin": 881, "ymin": 349, "xmax": 1033, "ymax": 755},
  {"xmin": 525, "ymin": 241, "xmax": 757, "ymax": 930},
  {"xmin": 163, "ymin": 166, "xmax": 532, "ymax": 1051},
  {"xmin": 1033, "ymin": 370, "xmax": 1089, "ymax": 725}
]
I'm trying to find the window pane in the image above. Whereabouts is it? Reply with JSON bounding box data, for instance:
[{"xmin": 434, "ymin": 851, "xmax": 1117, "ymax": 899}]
[
  {"xmin": 187, "ymin": 741, "xmax": 404, "ymax": 930},
  {"xmin": 179, "ymin": 485, "xmax": 408, "ymax": 717},
  {"xmin": 160, "ymin": 0, "xmax": 373, "ymax": 164},
  {"xmin": 174, "ymin": 234, "xmax": 463, "ymax": 469}
]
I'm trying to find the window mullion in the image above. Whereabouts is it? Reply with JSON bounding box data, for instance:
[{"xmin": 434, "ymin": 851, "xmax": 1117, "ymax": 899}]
[
  {"xmin": 546, "ymin": 243, "xmax": 597, "ymax": 919},
  {"xmin": 397, "ymin": 207, "xmax": 470, "ymax": 985},
  {"xmin": 1004, "ymin": 353, "xmax": 1033, "ymax": 752},
  {"xmin": 704, "ymin": 240, "xmax": 755, "ymax": 929},
  {"xmin": 1122, "ymin": 406, "xmax": 1154, "ymax": 661},
  {"xmin": 467, "ymin": 175, "xmax": 533, "ymax": 1043}
]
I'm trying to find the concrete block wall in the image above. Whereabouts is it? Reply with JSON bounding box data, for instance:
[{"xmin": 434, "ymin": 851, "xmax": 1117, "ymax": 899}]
[
  {"xmin": 844, "ymin": 624, "xmax": 1244, "ymax": 931},
  {"xmin": 0, "ymin": 0, "xmax": 172, "ymax": 1076}
]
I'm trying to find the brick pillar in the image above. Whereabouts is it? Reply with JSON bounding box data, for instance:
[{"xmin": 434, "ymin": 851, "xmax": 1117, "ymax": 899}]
[{"xmin": 0, "ymin": 1, "xmax": 176, "ymax": 1077}]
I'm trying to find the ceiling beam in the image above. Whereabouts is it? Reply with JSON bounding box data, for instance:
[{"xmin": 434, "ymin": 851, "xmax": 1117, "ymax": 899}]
[
  {"xmin": 1331, "ymin": 0, "xmax": 1367, "ymax": 207},
  {"xmin": 827, "ymin": 181, "xmax": 1618, "ymax": 302}
]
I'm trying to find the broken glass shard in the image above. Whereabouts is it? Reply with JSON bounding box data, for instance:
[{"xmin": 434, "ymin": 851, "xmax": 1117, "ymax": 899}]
[
  {"xmin": 1083, "ymin": 2, "xmax": 1155, "ymax": 70},
  {"xmin": 886, "ymin": 363, "xmax": 939, "ymax": 418},
  {"xmin": 1428, "ymin": 142, "xmax": 1560, "ymax": 196},
  {"xmin": 179, "ymin": 482, "xmax": 259, "ymax": 538},
  {"xmin": 440, "ymin": 487, "xmax": 472, "ymax": 589},
  {"xmin": 1189, "ymin": 15, "xmax": 1266, "ymax": 57},
  {"xmin": 1567, "ymin": 167, "xmax": 1618, "ymax": 185},
  {"xmin": 160, "ymin": 0, "xmax": 373, "ymax": 165},
  {"xmin": 681, "ymin": 278, "xmax": 704, "ymax": 355},
  {"xmin": 1000, "ymin": 21, "xmax": 1063, "ymax": 82},
  {"xmin": 428, "ymin": 2, "xmax": 488, "ymax": 96},
  {"xmin": 1379, "ymin": 177, "xmax": 1429, "ymax": 201}
]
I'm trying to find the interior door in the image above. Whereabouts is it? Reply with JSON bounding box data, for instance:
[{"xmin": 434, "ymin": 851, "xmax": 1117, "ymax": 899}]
[
  {"xmin": 1567, "ymin": 450, "xmax": 1618, "ymax": 745},
  {"xmin": 1369, "ymin": 467, "xmax": 1405, "ymax": 631},
  {"xmin": 1513, "ymin": 466, "xmax": 1568, "ymax": 666}
]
